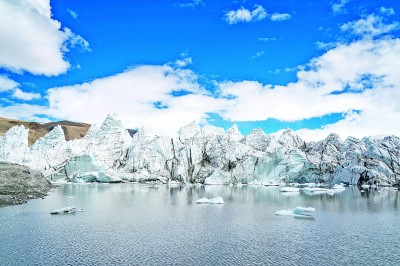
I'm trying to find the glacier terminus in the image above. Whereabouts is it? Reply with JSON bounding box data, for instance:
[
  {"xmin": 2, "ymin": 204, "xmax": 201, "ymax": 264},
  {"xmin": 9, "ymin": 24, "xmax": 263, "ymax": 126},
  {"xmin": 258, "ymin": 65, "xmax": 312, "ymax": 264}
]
[{"xmin": 0, "ymin": 114, "xmax": 399, "ymax": 186}]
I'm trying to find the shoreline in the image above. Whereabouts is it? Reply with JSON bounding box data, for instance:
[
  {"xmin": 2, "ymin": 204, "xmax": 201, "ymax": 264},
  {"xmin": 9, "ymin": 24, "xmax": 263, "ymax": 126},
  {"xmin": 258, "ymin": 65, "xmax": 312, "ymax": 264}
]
[{"xmin": 0, "ymin": 162, "xmax": 53, "ymax": 207}]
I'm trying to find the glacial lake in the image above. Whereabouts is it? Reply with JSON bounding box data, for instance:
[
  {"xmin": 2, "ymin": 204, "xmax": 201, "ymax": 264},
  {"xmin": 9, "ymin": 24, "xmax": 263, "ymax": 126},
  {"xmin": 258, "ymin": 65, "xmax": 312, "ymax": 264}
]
[{"xmin": 1, "ymin": 183, "xmax": 399, "ymax": 266}]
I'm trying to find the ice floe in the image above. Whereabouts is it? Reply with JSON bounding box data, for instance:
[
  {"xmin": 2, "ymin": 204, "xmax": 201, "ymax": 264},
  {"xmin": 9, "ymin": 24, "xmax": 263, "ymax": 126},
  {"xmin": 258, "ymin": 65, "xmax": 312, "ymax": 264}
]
[
  {"xmin": 195, "ymin": 197, "xmax": 225, "ymax": 204},
  {"xmin": 280, "ymin": 187, "xmax": 300, "ymax": 192},
  {"xmin": 50, "ymin": 206, "xmax": 83, "ymax": 214},
  {"xmin": 275, "ymin": 206, "xmax": 315, "ymax": 218}
]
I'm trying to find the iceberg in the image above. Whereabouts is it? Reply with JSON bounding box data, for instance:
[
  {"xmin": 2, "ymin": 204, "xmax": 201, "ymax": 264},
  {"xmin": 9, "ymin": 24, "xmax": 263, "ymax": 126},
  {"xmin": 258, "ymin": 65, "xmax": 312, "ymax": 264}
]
[{"xmin": 195, "ymin": 197, "xmax": 225, "ymax": 204}]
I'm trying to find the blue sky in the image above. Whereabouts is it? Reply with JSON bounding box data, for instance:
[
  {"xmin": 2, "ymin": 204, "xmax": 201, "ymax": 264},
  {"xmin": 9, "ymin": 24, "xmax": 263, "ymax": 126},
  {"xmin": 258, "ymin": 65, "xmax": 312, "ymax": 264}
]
[{"xmin": 0, "ymin": 0, "xmax": 399, "ymax": 140}]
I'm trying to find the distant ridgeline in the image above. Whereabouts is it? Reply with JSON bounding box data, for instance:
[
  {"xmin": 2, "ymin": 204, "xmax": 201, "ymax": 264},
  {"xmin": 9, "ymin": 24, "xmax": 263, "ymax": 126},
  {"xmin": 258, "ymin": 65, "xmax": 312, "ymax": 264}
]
[
  {"xmin": 0, "ymin": 114, "xmax": 399, "ymax": 186},
  {"xmin": 0, "ymin": 117, "xmax": 91, "ymax": 146}
]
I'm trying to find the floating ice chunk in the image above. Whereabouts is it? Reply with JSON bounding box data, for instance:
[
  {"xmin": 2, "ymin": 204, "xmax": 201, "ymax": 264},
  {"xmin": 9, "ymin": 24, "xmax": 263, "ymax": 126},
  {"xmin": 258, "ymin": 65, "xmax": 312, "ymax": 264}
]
[
  {"xmin": 280, "ymin": 191, "xmax": 300, "ymax": 197},
  {"xmin": 275, "ymin": 206, "xmax": 315, "ymax": 218},
  {"xmin": 302, "ymin": 187, "xmax": 329, "ymax": 195},
  {"xmin": 274, "ymin": 210, "xmax": 294, "ymax": 216},
  {"xmin": 196, "ymin": 197, "xmax": 225, "ymax": 204},
  {"xmin": 280, "ymin": 187, "xmax": 300, "ymax": 192},
  {"xmin": 327, "ymin": 189, "xmax": 335, "ymax": 196},
  {"xmin": 333, "ymin": 184, "xmax": 346, "ymax": 190},
  {"xmin": 293, "ymin": 206, "xmax": 315, "ymax": 213},
  {"xmin": 51, "ymin": 206, "xmax": 77, "ymax": 214}
]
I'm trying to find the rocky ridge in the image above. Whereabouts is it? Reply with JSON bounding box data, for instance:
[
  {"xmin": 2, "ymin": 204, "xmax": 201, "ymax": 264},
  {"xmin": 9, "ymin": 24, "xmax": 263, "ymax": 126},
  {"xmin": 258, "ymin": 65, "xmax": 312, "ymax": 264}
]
[{"xmin": 0, "ymin": 114, "xmax": 399, "ymax": 186}]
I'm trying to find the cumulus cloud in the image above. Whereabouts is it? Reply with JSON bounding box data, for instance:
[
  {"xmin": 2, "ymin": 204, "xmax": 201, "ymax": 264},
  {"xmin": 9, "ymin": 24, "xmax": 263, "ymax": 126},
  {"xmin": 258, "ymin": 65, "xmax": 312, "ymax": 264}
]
[
  {"xmin": 331, "ymin": 0, "xmax": 350, "ymax": 15},
  {"xmin": 341, "ymin": 14, "xmax": 400, "ymax": 39},
  {"xmin": 174, "ymin": 57, "xmax": 193, "ymax": 67},
  {"xmin": 380, "ymin": 7, "xmax": 395, "ymax": 16},
  {"xmin": 45, "ymin": 64, "xmax": 227, "ymax": 136},
  {"xmin": 0, "ymin": 75, "xmax": 40, "ymax": 101},
  {"xmin": 270, "ymin": 13, "xmax": 291, "ymax": 21},
  {"xmin": 224, "ymin": 5, "xmax": 267, "ymax": 24},
  {"xmin": 224, "ymin": 5, "xmax": 291, "ymax": 24},
  {"xmin": 0, "ymin": 0, "xmax": 89, "ymax": 76},
  {"xmin": 12, "ymin": 88, "xmax": 41, "ymax": 101},
  {"xmin": 0, "ymin": 75, "xmax": 19, "ymax": 92},
  {"xmin": 219, "ymin": 35, "xmax": 400, "ymax": 140},
  {"xmin": 0, "ymin": 103, "xmax": 48, "ymax": 123},
  {"xmin": 62, "ymin": 28, "xmax": 91, "ymax": 52}
]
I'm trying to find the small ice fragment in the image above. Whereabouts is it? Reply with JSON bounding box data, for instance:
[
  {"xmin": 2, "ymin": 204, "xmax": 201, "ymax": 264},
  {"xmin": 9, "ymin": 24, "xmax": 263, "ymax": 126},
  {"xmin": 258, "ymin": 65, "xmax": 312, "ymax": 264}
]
[
  {"xmin": 275, "ymin": 206, "xmax": 315, "ymax": 218},
  {"xmin": 280, "ymin": 187, "xmax": 300, "ymax": 192},
  {"xmin": 50, "ymin": 206, "xmax": 77, "ymax": 214},
  {"xmin": 196, "ymin": 197, "xmax": 224, "ymax": 204}
]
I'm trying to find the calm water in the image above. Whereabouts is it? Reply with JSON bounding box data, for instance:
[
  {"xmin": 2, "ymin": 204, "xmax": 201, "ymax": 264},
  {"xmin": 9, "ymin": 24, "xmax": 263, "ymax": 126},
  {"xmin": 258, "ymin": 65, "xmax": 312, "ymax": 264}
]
[{"xmin": 0, "ymin": 183, "xmax": 399, "ymax": 266}]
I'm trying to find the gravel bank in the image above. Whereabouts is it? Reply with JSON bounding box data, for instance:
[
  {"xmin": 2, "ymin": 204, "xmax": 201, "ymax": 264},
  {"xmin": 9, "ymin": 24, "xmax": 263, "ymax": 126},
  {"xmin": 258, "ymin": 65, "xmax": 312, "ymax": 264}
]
[{"xmin": 0, "ymin": 162, "xmax": 53, "ymax": 207}]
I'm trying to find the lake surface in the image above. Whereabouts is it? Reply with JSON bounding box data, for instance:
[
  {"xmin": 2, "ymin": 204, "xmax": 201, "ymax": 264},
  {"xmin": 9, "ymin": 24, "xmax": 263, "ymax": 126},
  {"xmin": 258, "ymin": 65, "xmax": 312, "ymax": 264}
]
[{"xmin": 0, "ymin": 183, "xmax": 399, "ymax": 266}]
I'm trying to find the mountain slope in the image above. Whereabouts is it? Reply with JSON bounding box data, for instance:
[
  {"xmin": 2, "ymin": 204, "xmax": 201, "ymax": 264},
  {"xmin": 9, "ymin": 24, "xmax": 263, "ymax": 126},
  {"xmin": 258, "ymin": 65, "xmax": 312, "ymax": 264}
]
[{"xmin": 0, "ymin": 117, "xmax": 90, "ymax": 146}]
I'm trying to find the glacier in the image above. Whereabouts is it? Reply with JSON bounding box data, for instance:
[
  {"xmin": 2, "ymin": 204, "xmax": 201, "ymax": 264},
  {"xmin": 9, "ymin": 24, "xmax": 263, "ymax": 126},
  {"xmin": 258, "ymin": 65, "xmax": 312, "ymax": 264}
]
[{"xmin": 0, "ymin": 114, "xmax": 399, "ymax": 186}]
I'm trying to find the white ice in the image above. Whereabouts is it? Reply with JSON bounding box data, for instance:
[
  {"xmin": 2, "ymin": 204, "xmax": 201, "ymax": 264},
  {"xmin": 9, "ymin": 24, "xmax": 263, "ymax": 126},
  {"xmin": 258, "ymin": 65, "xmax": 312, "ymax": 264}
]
[{"xmin": 195, "ymin": 197, "xmax": 225, "ymax": 204}]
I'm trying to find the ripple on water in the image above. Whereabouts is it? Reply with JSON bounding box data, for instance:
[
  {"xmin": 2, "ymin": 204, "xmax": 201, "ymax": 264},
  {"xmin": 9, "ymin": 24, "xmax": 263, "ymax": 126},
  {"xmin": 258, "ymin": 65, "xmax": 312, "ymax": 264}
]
[{"xmin": 0, "ymin": 184, "xmax": 399, "ymax": 265}]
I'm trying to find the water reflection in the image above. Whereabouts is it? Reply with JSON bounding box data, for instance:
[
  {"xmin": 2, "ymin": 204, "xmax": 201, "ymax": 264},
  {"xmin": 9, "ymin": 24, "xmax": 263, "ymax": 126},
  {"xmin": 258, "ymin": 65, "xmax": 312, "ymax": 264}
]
[
  {"xmin": 0, "ymin": 183, "xmax": 399, "ymax": 266},
  {"xmin": 55, "ymin": 183, "xmax": 400, "ymax": 214}
]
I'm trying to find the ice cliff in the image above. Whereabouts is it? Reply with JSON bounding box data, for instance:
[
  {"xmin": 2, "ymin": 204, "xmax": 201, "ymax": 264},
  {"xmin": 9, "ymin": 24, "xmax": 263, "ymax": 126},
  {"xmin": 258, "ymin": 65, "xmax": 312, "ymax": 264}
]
[{"xmin": 0, "ymin": 114, "xmax": 399, "ymax": 185}]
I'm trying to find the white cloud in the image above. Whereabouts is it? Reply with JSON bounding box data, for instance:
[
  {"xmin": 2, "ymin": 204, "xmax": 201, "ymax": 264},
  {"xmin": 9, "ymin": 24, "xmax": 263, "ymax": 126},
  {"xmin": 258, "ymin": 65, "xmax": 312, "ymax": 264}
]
[
  {"xmin": 0, "ymin": 75, "xmax": 40, "ymax": 101},
  {"xmin": 250, "ymin": 51, "xmax": 265, "ymax": 59},
  {"xmin": 174, "ymin": 57, "xmax": 193, "ymax": 67},
  {"xmin": 224, "ymin": 5, "xmax": 267, "ymax": 24},
  {"xmin": 224, "ymin": 5, "xmax": 291, "ymax": 24},
  {"xmin": 0, "ymin": 75, "xmax": 19, "ymax": 92},
  {"xmin": 0, "ymin": 103, "xmax": 48, "ymax": 123},
  {"xmin": 380, "ymin": 7, "xmax": 395, "ymax": 16},
  {"xmin": 341, "ymin": 14, "xmax": 400, "ymax": 39},
  {"xmin": 67, "ymin": 8, "xmax": 78, "ymax": 20},
  {"xmin": 258, "ymin": 37, "xmax": 277, "ymax": 42},
  {"xmin": 63, "ymin": 28, "xmax": 91, "ymax": 52},
  {"xmin": 219, "ymin": 36, "xmax": 400, "ymax": 140},
  {"xmin": 12, "ymin": 88, "xmax": 41, "ymax": 101},
  {"xmin": 331, "ymin": 0, "xmax": 350, "ymax": 15},
  {"xmin": 177, "ymin": 0, "xmax": 205, "ymax": 8},
  {"xmin": 0, "ymin": 0, "xmax": 89, "ymax": 76},
  {"xmin": 270, "ymin": 13, "xmax": 291, "ymax": 22},
  {"xmin": 315, "ymin": 41, "xmax": 337, "ymax": 50},
  {"xmin": 45, "ymin": 64, "xmax": 227, "ymax": 136}
]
